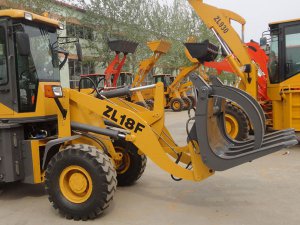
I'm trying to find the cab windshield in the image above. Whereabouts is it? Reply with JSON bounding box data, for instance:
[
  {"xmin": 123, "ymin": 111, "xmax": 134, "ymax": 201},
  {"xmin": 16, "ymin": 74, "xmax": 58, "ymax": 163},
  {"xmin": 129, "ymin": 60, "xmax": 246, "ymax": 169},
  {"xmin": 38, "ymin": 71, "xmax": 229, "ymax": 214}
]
[
  {"xmin": 22, "ymin": 23, "xmax": 60, "ymax": 81},
  {"xmin": 284, "ymin": 25, "xmax": 300, "ymax": 79},
  {"xmin": 14, "ymin": 22, "xmax": 59, "ymax": 112},
  {"xmin": 268, "ymin": 24, "xmax": 300, "ymax": 84}
]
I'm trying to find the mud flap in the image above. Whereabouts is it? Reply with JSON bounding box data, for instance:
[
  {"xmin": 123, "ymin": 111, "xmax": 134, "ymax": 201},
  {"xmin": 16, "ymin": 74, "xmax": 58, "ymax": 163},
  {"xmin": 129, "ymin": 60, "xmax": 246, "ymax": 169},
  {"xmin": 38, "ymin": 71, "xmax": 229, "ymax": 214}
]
[{"xmin": 189, "ymin": 74, "xmax": 298, "ymax": 171}]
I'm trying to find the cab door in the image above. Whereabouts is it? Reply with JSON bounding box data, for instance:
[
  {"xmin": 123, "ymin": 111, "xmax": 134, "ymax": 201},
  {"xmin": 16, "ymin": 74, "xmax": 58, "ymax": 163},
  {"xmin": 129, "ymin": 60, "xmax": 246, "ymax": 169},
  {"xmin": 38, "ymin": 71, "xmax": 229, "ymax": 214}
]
[{"xmin": 0, "ymin": 20, "xmax": 15, "ymax": 115}]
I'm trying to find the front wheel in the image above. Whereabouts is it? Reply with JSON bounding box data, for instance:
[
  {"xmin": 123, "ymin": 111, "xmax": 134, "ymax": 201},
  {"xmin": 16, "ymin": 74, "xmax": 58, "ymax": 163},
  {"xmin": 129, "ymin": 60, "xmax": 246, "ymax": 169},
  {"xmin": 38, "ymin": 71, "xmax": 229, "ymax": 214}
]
[
  {"xmin": 170, "ymin": 98, "xmax": 184, "ymax": 112},
  {"xmin": 45, "ymin": 144, "xmax": 117, "ymax": 221}
]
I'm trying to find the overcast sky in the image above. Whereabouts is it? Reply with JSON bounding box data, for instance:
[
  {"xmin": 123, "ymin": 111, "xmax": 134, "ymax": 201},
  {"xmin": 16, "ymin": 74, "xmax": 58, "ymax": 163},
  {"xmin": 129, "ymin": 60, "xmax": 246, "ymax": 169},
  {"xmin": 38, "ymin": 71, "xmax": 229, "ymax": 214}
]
[{"xmin": 161, "ymin": 0, "xmax": 300, "ymax": 42}]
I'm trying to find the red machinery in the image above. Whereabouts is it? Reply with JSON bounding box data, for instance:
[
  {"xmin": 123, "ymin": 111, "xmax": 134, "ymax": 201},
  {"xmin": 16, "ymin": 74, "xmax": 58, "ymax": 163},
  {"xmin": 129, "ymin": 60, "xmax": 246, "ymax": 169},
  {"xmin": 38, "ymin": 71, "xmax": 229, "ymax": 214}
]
[
  {"xmin": 81, "ymin": 40, "xmax": 138, "ymax": 88},
  {"xmin": 204, "ymin": 41, "xmax": 269, "ymax": 101}
]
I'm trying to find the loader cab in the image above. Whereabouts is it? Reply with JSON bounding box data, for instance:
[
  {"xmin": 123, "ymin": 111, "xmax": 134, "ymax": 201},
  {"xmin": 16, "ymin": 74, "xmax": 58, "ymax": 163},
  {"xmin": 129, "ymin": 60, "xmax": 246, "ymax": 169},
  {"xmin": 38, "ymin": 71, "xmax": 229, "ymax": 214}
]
[
  {"xmin": 0, "ymin": 10, "xmax": 63, "ymax": 114},
  {"xmin": 154, "ymin": 74, "xmax": 173, "ymax": 91},
  {"xmin": 14, "ymin": 21, "xmax": 60, "ymax": 112},
  {"xmin": 117, "ymin": 72, "xmax": 133, "ymax": 87},
  {"xmin": 268, "ymin": 19, "xmax": 300, "ymax": 84}
]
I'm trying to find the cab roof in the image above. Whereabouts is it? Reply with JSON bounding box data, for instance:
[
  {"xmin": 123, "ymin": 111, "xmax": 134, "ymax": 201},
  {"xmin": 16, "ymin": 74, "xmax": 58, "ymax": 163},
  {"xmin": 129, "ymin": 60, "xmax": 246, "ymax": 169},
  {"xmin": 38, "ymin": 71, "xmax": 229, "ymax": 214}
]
[
  {"xmin": 269, "ymin": 18, "xmax": 300, "ymax": 26},
  {"xmin": 0, "ymin": 9, "xmax": 60, "ymax": 28}
]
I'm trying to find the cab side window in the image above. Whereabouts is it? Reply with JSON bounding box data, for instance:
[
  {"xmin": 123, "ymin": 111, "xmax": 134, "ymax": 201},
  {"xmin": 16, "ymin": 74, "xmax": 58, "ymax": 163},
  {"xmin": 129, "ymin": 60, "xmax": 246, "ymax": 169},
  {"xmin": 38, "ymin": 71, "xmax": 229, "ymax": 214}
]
[
  {"xmin": 14, "ymin": 33, "xmax": 38, "ymax": 112},
  {"xmin": 0, "ymin": 27, "xmax": 8, "ymax": 85}
]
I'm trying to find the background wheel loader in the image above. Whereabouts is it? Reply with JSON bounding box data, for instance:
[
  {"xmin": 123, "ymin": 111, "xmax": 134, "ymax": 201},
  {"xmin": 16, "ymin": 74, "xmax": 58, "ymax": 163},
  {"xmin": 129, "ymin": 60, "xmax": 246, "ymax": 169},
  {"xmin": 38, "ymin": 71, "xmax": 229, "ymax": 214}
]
[
  {"xmin": 0, "ymin": 8, "xmax": 297, "ymax": 222},
  {"xmin": 153, "ymin": 73, "xmax": 194, "ymax": 111},
  {"xmin": 188, "ymin": 0, "xmax": 300, "ymax": 133},
  {"xmin": 145, "ymin": 41, "xmax": 212, "ymax": 112},
  {"xmin": 130, "ymin": 40, "xmax": 171, "ymax": 108}
]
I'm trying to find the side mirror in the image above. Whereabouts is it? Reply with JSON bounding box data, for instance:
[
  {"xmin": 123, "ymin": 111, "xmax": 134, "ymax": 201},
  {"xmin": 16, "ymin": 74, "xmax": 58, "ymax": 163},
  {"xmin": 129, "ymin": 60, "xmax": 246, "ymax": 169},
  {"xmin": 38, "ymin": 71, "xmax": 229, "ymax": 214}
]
[
  {"xmin": 260, "ymin": 37, "xmax": 267, "ymax": 47},
  {"xmin": 75, "ymin": 42, "xmax": 83, "ymax": 62},
  {"xmin": 16, "ymin": 32, "xmax": 30, "ymax": 56}
]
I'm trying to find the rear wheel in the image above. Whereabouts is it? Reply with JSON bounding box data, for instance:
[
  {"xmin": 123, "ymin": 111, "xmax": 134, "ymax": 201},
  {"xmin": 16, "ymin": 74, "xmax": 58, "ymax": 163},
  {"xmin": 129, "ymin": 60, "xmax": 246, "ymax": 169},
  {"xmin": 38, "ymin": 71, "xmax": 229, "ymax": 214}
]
[
  {"xmin": 146, "ymin": 99, "xmax": 154, "ymax": 110},
  {"xmin": 225, "ymin": 103, "xmax": 249, "ymax": 140},
  {"xmin": 45, "ymin": 144, "xmax": 117, "ymax": 221},
  {"xmin": 182, "ymin": 97, "xmax": 193, "ymax": 110},
  {"xmin": 170, "ymin": 98, "xmax": 184, "ymax": 112},
  {"xmin": 114, "ymin": 141, "xmax": 147, "ymax": 186},
  {"xmin": 187, "ymin": 95, "xmax": 196, "ymax": 108}
]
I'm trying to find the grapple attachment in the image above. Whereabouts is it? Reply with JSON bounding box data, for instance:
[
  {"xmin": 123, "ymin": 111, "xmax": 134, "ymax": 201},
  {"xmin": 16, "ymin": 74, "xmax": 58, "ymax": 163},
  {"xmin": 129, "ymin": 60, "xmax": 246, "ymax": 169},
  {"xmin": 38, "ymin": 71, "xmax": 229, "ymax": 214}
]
[
  {"xmin": 188, "ymin": 74, "xmax": 298, "ymax": 171},
  {"xmin": 108, "ymin": 40, "xmax": 139, "ymax": 54},
  {"xmin": 184, "ymin": 40, "xmax": 219, "ymax": 63}
]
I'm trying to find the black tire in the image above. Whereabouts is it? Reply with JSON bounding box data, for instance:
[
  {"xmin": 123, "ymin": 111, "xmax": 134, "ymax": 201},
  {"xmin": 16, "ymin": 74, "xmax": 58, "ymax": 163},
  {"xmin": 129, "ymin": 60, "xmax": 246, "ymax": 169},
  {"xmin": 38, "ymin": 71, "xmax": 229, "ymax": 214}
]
[
  {"xmin": 182, "ymin": 97, "xmax": 193, "ymax": 110},
  {"xmin": 187, "ymin": 95, "xmax": 196, "ymax": 108},
  {"xmin": 45, "ymin": 144, "xmax": 117, "ymax": 221},
  {"xmin": 146, "ymin": 99, "xmax": 154, "ymax": 110},
  {"xmin": 114, "ymin": 141, "xmax": 147, "ymax": 186},
  {"xmin": 135, "ymin": 101, "xmax": 148, "ymax": 109},
  {"xmin": 225, "ymin": 102, "xmax": 249, "ymax": 141},
  {"xmin": 170, "ymin": 98, "xmax": 184, "ymax": 112}
]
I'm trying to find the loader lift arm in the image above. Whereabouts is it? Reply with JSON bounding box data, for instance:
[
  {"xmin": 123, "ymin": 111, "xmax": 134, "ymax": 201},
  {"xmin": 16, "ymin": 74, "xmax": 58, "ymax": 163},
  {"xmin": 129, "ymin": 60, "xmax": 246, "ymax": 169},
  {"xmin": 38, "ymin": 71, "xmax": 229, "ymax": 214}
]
[
  {"xmin": 132, "ymin": 40, "xmax": 171, "ymax": 88},
  {"xmin": 188, "ymin": 0, "xmax": 259, "ymax": 98},
  {"xmin": 130, "ymin": 40, "xmax": 171, "ymax": 106},
  {"xmin": 105, "ymin": 40, "xmax": 138, "ymax": 87}
]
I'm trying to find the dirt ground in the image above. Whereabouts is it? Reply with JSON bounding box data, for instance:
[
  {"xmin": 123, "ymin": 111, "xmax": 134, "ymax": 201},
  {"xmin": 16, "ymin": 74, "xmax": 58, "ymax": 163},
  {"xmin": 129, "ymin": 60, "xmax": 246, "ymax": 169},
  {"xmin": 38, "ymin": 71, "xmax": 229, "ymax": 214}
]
[{"xmin": 0, "ymin": 111, "xmax": 299, "ymax": 225}]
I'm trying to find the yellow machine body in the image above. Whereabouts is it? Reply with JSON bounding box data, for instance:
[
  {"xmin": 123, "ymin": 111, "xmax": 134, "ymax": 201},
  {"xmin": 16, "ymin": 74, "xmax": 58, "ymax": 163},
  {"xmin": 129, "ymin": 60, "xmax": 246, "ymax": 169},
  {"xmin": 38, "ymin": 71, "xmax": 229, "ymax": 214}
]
[{"xmin": 268, "ymin": 76, "xmax": 300, "ymax": 130}]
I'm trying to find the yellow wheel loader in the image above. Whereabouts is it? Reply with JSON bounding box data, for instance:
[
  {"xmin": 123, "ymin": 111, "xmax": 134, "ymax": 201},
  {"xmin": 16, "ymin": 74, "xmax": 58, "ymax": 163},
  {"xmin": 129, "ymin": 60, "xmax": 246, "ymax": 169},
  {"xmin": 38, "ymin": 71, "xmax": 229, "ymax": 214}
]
[
  {"xmin": 0, "ymin": 9, "xmax": 297, "ymax": 221},
  {"xmin": 188, "ymin": 0, "xmax": 300, "ymax": 132},
  {"xmin": 178, "ymin": 80, "xmax": 196, "ymax": 108},
  {"xmin": 130, "ymin": 40, "xmax": 171, "ymax": 108},
  {"xmin": 145, "ymin": 41, "xmax": 207, "ymax": 112},
  {"xmin": 153, "ymin": 73, "xmax": 195, "ymax": 111}
]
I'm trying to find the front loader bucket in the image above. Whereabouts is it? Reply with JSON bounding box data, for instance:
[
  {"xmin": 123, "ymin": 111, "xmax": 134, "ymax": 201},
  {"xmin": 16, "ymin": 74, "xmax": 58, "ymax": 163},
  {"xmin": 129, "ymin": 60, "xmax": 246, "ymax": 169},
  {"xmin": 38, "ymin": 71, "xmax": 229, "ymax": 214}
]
[
  {"xmin": 147, "ymin": 40, "xmax": 171, "ymax": 53},
  {"xmin": 108, "ymin": 40, "xmax": 139, "ymax": 54},
  {"xmin": 184, "ymin": 40, "xmax": 219, "ymax": 63},
  {"xmin": 188, "ymin": 74, "xmax": 298, "ymax": 171}
]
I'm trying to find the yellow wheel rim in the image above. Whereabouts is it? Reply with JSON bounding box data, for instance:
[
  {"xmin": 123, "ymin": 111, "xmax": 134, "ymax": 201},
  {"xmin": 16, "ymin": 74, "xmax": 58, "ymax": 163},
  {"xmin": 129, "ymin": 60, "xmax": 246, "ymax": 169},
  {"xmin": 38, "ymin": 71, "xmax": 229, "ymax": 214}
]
[
  {"xmin": 172, "ymin": 101, "xmax": 181, "ymax": 110},
  {"xmin": 115, "ymin": 147, "xmax": 131, "ymax": 174},
  {"xmin": 59, "ymin": 165, "xmax": 93, "ymax": 204},
  {"xmin": 225, "ymin": 114, "xmax": 239, "ymax": 139}
]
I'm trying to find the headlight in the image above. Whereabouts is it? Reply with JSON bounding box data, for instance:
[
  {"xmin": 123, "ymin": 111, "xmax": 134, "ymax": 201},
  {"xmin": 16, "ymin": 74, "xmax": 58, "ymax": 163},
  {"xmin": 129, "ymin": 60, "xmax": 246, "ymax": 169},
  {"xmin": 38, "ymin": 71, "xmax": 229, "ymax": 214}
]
[
  {"xmin": 24, "ymin": 12, "xmax": 33, "ymax": 21},
  {"xmin": 52, "ymin": 86, "xmax": 63, "ymax": 97},
  {"xmin": 44, "ymin": 85, "xmax": 63, "ymax": 98}
]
